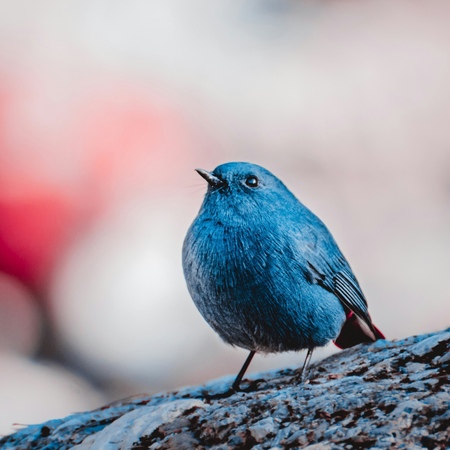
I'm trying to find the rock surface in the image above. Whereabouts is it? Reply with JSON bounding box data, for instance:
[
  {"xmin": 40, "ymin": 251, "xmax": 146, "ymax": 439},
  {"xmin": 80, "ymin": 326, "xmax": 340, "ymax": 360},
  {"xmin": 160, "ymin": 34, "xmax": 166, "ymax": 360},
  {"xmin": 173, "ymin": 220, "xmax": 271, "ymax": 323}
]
[{"xmin": 1, "ymin": 329, "xmax": 449, "ymax": 449}]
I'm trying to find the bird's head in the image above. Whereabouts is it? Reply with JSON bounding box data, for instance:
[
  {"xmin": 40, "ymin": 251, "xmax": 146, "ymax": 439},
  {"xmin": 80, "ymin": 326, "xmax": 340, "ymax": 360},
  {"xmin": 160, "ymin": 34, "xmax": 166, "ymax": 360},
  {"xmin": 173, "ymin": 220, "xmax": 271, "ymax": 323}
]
[{"xmin": 195, "ymin": 162, "xmax": 297, "ymax": 219}]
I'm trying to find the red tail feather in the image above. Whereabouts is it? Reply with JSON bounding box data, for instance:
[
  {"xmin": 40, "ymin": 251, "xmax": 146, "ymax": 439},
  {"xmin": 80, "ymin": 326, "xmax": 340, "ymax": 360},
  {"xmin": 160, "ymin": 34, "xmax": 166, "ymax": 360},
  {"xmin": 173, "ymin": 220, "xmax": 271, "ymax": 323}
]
[{"xmin": 334, "ymin": 311, "xmax": 385, "ymax": 350}]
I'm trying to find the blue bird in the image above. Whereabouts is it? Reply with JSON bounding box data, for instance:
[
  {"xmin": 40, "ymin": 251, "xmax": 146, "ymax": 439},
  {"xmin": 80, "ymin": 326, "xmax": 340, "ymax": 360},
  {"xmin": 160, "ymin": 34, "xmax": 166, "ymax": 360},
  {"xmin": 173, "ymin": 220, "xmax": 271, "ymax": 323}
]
[{"xmin": 182, "ymin": 162, "xmax": 384, "ymax": 391}]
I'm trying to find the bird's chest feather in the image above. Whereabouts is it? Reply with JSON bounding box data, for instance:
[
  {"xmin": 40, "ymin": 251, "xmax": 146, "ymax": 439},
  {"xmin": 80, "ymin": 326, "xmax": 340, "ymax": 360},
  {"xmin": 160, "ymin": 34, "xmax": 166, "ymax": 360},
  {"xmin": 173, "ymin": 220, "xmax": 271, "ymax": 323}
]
[{"xmin": 185, "ymin": 216, "xmax": 299, "ymax": 311}]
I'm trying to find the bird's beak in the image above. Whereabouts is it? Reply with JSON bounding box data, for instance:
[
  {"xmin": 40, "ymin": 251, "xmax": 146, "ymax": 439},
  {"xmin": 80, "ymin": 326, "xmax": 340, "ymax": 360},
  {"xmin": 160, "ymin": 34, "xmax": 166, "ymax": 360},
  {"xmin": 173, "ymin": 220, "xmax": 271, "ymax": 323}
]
[{"xmin": 195, "ymin": 168, "xmax": 225, "ymax": 187}]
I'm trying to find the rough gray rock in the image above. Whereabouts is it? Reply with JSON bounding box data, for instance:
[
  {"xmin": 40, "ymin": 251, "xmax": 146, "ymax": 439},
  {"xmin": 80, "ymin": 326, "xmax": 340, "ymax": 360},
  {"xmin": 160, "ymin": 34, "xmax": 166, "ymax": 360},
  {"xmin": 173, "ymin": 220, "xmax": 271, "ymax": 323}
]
[{"xmin": 1, "ymin": 328, "xmax": 449, "ymax": 449}]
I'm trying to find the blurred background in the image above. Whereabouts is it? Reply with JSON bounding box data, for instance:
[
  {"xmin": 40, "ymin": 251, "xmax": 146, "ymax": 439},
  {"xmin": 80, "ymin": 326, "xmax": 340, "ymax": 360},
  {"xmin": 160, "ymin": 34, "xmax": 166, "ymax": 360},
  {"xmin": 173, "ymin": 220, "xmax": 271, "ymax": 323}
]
[{"xmin": 1, "ymin": 0, "xmax": 450, "ymax": 435}]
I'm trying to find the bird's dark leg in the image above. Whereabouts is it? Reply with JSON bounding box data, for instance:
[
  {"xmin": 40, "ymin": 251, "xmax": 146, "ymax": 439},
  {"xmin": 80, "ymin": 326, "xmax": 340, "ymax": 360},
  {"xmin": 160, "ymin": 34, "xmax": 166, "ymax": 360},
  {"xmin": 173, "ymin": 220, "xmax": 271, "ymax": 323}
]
[
  {"xmin": 232, "ymin": 350, "xmax": 256, "ymax": 391},
  {"xmin": 299, "ymin": 348, "xmax": 314, "ymax": 382}
]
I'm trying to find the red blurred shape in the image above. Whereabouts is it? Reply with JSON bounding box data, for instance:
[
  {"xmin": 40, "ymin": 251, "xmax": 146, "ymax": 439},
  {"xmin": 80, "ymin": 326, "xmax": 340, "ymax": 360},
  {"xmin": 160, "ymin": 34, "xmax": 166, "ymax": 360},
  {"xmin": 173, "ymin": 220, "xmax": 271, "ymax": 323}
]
[{"xmin": 0, "ymin": 193, "xmax": 77, "ymax": 290}]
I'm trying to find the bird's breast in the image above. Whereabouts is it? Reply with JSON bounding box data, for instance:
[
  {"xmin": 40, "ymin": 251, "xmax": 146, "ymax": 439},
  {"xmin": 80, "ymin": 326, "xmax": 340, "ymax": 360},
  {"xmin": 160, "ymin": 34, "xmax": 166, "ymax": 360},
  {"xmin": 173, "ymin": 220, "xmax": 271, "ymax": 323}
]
[{"xmin": 184, "ymin": 216, "xmax": 294, "ymax": 315}]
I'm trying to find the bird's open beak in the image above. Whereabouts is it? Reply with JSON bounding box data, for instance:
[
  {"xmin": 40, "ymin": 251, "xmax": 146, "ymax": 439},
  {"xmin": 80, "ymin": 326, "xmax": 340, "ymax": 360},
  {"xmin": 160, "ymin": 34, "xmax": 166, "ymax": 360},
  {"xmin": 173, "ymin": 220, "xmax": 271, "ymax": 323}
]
[{"xmin": 195, "ymin": 169, "xmax": 225, "ymax": 187}]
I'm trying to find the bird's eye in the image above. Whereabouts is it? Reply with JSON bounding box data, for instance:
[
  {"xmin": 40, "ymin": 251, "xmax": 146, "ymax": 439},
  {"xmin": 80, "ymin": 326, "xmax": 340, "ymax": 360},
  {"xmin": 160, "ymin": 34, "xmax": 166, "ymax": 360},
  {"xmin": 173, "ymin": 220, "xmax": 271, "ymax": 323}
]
[{"xmin": 245, "ymin": 176, "xmax": 259, "ymax": 188}]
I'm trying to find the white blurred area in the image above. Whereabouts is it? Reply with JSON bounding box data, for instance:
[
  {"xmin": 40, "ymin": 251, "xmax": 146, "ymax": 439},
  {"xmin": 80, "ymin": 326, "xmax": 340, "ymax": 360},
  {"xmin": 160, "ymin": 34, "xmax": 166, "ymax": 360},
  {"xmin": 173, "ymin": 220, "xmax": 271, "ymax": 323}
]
[{"xmin": 1, "ymin": 0, "xmax": 450, "ymax": 435}]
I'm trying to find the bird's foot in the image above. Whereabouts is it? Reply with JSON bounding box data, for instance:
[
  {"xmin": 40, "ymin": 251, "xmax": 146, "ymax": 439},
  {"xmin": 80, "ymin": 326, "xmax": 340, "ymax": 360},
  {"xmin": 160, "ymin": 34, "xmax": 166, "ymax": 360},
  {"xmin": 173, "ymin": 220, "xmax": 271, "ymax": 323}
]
[
  {"xmin": 202, "ymin": 378, "xmax": 262, "ymax": 400},
  {"xmin": 232, "ymin": 378, "xmax": 263, "ymax": 393},
  {"xmin": 201, "ymin": 388, "xmax": 236, "ymax": 401}
]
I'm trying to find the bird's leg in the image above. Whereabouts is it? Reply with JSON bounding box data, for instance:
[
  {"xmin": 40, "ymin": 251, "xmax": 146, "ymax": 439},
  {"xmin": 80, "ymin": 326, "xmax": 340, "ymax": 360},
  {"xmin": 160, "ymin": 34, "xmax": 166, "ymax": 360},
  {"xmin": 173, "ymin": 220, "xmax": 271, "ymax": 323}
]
[
  {"xmin": 299, "ymin": 348, "xmax": 314, "ymax": 382},
  {"xmin": 232, "ymin": 350, "xmax": 256, "ymax": 391}
]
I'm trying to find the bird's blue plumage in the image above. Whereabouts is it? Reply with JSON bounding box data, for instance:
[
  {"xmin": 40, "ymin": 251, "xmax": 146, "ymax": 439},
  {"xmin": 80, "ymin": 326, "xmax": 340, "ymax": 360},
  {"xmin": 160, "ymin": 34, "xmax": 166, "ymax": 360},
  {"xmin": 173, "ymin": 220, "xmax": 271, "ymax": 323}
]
[{"xmin": 182, "ymin": 162, "xmax": 383, "ymax": 357}]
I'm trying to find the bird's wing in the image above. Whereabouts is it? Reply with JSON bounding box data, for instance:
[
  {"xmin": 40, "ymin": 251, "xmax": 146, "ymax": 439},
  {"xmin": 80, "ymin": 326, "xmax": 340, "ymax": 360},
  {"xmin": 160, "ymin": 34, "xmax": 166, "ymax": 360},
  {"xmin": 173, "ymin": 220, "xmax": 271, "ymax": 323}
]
[
  {"xmin": 300, "ymin": 226, "xmax": 377, "ymax": 339},
  {"xmin": 333, "ymin": 269, "xmax": 371, "ymax": 325}
]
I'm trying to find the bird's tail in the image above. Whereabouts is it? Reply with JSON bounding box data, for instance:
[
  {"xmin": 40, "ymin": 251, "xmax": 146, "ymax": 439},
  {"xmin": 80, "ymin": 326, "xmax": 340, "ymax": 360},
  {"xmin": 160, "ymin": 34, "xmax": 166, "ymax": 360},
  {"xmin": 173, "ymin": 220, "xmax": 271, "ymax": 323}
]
[{"xmin": 333, "ymin": 311, "xmax": 385, "ymax": 349}]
